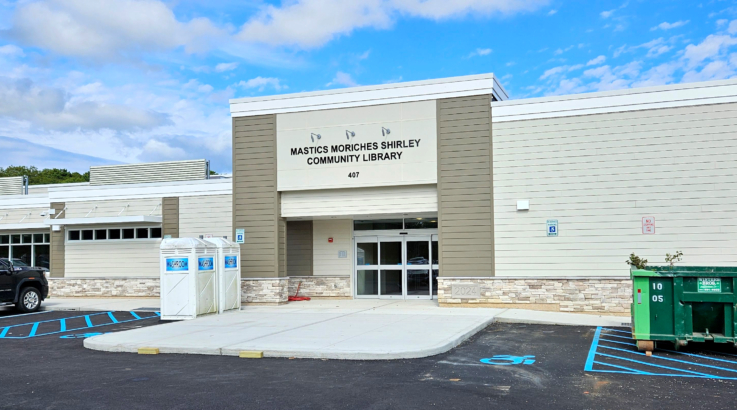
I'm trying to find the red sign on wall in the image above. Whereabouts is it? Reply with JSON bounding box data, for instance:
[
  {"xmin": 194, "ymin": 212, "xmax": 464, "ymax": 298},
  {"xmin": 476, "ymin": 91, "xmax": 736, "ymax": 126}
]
[{"xmin": 642, "ymin": 217, "xmax": 655, "ymax": 234}]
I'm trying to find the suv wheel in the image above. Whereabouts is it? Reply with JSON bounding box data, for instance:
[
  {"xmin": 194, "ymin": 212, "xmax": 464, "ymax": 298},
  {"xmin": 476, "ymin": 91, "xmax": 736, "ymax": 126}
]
[{"xmin": 16, "ymin": 287, "xmax": 41, "ymax": 313}]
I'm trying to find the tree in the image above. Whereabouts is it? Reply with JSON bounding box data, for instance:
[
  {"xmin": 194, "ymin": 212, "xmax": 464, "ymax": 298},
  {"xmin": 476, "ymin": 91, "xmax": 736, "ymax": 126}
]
[{"xmin": 0, "ymin": 166, "xmax": 90, "ymax": 185}]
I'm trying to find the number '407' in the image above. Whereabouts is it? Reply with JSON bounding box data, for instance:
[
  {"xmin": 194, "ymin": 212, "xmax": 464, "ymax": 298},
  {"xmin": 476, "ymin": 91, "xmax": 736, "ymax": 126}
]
[{"xmin": 348, "ymin": 172, "xmax": 359, "ymax": 178}]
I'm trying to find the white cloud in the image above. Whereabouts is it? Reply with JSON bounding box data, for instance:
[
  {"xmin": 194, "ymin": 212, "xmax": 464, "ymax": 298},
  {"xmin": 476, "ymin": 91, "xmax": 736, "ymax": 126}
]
[
  {"xmin": 0, "ymin": 45, "xmax": 24, "ymax": 58},
  {"xmin": 586, "ymin": 55, "xmax": 606, "ymax": 66},
  {"xmin": 326, "ymin": 71, "xmax": 358, "ymax": 87},
  {"xmin": 214, "ymin": 62, "xmax": 239, "ymax": 72},
  {"xmin": 468, "ymin": 48, "xmax": 492, "ymax": 57},
  {"xmin": 0, "ymin": 77, "xmax": 170, "ymax": 132},
  {"xmin": 540, "ymin": 66, "xmax": 566, "ymax": 79},
  {"xmin": 8, "ymin": 0, "xmax": 224, "ymax": 60},
  {"xmin": 547, "ymin": 9, "xmax": 557, "ymax": 15},
  {"xmin": 183, "ymin": 79, "xmax": 215, "ymax": 93},
  {"xmin": 646, "ymin": 45, "xmax": 673, "ymax": 58},
  {"xmin": 651, "ymin": 20, "xmax": 689, "ymax": 31},
  {"xmin": 683, "ymin": 34, "xmax": 737, "ymax": 67},
  {"xmin": 600, "ymin": 9, "xmax": 615, "ymax": 18},
  {"xmin": 237, "ymin": 76, "xmax": 284, "ymax": 91},
  {"xmin": 717, "ymin": 19, "xmax": 728, "ymax": 28},
  {"xmin": 238, "ymin": 0, "xmax": 550, "ymax": 49},
  {"xmin": 730, "ymin": 20, "xmax": 737, "ymax": 35}
]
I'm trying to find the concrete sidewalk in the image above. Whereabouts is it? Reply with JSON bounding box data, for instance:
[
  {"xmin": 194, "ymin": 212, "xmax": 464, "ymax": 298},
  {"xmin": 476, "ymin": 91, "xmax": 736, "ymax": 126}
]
[
  {"xmin": 42, "ymin": 297, "xmax": 160, "ymax": 312},
  {"xmin": 84, "ymin": 299, "xmax": 630, "ymax": 360}
]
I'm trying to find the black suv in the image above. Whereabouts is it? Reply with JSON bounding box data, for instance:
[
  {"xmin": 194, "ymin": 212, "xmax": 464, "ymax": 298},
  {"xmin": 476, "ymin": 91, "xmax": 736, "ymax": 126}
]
[{"xmin": 0, "ymin": 258, "xmax": 49, "ymax": 312}]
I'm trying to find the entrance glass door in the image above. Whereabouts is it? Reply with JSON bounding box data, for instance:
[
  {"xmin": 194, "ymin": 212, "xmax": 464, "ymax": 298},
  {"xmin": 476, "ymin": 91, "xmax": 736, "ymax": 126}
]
[{"xmin": 355, "ymin": 235, "xmax": 435, "ymax": 299}]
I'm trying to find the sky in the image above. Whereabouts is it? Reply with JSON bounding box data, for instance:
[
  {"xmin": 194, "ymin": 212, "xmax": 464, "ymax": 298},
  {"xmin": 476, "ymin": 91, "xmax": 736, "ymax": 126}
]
[{"xmin": 0, "ymin": 0, "xmax": 736, "ymax": 173}]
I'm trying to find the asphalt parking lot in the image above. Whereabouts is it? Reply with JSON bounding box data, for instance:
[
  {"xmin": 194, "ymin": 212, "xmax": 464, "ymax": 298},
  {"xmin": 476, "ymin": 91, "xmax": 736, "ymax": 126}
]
[{"xmin": 1, "ymin": 307, "xmax": 736, "ymax": 409}]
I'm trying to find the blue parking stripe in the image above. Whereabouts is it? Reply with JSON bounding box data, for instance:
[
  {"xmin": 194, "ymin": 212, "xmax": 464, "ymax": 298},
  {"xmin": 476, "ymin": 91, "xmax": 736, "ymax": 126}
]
[
  {"xmin": 108, "ymin": 312, "xmax": 119, "ymax": 324},
  {"xmin": 0, "ymin": 311, "xmax": 160, "ymax": 339},
  {"xmin": 594, "ymin": 360, "xmax": 650, "ymax": 375},
  {"xmin": 601, "ymin": 328, "xmax": 632, "ymax": 334},
  {"xmin": 598, "ymin": 333, "xmax": 634, "ymax": 340},
  {"xmin": 659, "ymin": 349, "xmax": 737, "ymax": 366},
  {"xmin": 130, "ymin": 311, "xmax": 141, "ymax": 320},
  {"xmin": 599, "ymin": 345, "xmax": 737, "ymax": 374},
  {"xmin": 599, "ymin": 338, "xmax": 636, "ymax": 347},
  {"xmin": 584, "ymin": 326, "xmax": 602, "ymax": 371},
  {"xmin": 596, "ymin": 352, "xmax": 714, "ymax": 377}
]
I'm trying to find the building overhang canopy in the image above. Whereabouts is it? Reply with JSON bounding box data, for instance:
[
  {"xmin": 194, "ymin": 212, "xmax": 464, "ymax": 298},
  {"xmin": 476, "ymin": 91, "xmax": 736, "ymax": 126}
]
[
  {"xmin": 0, "ymin": 223, "xmax": 49, "ymax": 231},
  {"xmin": 43, "ymin": 216, "xmax": 162, "ymax": 226}
]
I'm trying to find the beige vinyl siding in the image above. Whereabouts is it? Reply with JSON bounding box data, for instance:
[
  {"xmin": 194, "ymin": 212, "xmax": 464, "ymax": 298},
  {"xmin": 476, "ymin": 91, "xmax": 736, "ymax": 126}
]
[
  {"xmin": 65, "ymin": 198, "xmax": 162, "ymax": 218},
  {"xmin": 178, "ymin": 194, "xmax": 232, "ymax": 239},
  {"xmin": 312, "ymin": 219, "xmax": 352, "ymax": 276},
  {"xmin": 0, "ymin": 207, "xmax": 47, "ymax": 226},
  {"xmin": 437, "ymin": 95, "xmax": 495, "ymax": 277},
  {"xmin": 492, "ymin": 102, "xmax": 737, "ymax": 276},
  {"xmin": 65, "ymin": 236, "xmax": 160, "ymax": 278},
  {"xmin": 0, "ymin": 177, "xmax": 25, "ymax": 195},
  {"xmin": 90, "ymin": 159, "xmax": 208, "ymax": 185},
  {"xmin": 162, "ymin": 197, "xmax": 179, "ymax": 238},
  {"xmin": 232, "ymin": 115, "xmax": 285, "ymax": 278},
  {"xmin": 281, "ymin": 185, "xmax": 437, "ymax": 218},
  {"xmin": 287, "ymin": 221, "xmax": 313, "ymax": 276},
  {"xmin": 50, "ymin": 202, "xmax": 65, "ymax": 278}
]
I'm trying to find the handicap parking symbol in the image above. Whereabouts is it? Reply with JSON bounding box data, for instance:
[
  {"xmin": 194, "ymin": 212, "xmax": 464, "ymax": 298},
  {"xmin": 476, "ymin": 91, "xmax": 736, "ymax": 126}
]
[{"xmin": 480, "ymin": 355, "xmax": 536, "ymax": 365}]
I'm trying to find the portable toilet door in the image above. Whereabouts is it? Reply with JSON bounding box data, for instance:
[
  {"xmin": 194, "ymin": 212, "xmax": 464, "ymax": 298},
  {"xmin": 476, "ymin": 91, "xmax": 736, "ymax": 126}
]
[
  {"xmin": 160, "ymin": 238, "xmax": 200, "ymax": 320},
  {"xmin": 205, "ymin": 237, "xmax": 241, "ymax": 313},
  {"xmin": 195, "ymin": 242, "xmax": 218, "ymax": 316}
]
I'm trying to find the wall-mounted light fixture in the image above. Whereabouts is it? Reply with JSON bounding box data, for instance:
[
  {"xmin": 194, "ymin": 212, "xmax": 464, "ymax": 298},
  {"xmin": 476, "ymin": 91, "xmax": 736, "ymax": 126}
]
[
  {"xmin": 345, "ymin": 130, "xmax": 355, "ymax": 140},
  {"xmin": 382, "ymin": 127, "xmax": 391, "ymax": 136},
  {"xmin": 311, "ymin": 133, "xmax": 321, "ymax": 142}
]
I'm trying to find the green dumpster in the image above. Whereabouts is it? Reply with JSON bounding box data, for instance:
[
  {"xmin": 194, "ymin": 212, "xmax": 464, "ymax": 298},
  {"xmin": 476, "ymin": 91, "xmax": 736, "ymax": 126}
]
[{"xmin": 630, "ymin": 266, "xmax": 737, "ymax": 353}]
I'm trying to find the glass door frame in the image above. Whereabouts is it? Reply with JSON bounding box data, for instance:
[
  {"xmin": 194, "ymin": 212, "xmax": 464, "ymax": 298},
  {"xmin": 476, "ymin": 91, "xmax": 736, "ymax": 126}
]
[{"xmin": 354, "ymin": 230, "xmax": 438, "ymax": 300}]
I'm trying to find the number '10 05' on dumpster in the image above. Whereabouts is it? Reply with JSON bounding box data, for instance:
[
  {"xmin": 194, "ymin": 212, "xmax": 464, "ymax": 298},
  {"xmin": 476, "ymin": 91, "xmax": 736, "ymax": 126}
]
[{"xmin": 166, "ymin": 258, "xmax": 189, "ymax": 271}]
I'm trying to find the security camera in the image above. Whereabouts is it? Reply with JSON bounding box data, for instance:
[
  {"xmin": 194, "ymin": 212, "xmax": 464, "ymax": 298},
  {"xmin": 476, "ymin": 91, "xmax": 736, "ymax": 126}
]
[{"xmin": 40, "ymin": 211, "xmax": 47, "ymax": 217}]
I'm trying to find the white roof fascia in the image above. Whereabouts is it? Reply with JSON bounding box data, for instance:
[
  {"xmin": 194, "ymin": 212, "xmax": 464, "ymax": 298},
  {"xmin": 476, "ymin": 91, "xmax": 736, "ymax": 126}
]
[
  {"xmin": 48, "ymin": 178, "xmax": 232, "ymax": 203},
  {"xmin": 44, "ymin": 216, "xmax": 163, "ymax": 226},
  {"xmin": 491, "ymin": 78, "xmax": 737, "ymax": 123},
  {"xmin": 230, "ymin": 73, "xmax": 507, "ymax": 117},
  {"xmin": 0, "ymin": 194, "xmax": 50, "ymax": 210},
  {"xmin": 0, "ymin": 223, "xmax": 48, "ymax": 231}
]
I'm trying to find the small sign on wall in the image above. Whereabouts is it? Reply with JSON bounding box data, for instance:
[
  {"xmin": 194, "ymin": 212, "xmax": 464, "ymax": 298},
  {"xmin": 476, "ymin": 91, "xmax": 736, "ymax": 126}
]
[
  {"xmin": 451, "ymin": 284, "xmax": 481, "ymax": 299},
  {"xmin": 338, "ymin": 250, "xmax": 347, "ymax": 258},
  {"xmin": 642, "ymin": 217, "xmax": 655, "ymax": 234},
  {"xmin": 235, "ymin": 229, "xmax": 245, "ymax": 244},
  {"xmin": 546, "ymin": 219, "xmax": 558, "ymax": 237}
]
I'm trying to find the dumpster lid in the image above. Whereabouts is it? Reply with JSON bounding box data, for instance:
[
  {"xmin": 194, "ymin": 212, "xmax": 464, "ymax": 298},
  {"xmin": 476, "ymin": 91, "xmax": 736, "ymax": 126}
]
[{"xmin": 632, "ymin": 266, "xmax": 737, "ymax": 278}]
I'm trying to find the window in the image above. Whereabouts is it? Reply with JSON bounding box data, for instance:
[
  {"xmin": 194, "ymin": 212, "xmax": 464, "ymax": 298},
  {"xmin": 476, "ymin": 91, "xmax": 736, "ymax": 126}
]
[
  {"xmin": 68, "ymin": 230, "xmax": 80, "ymax": 241},
  {"xmin": 108, "ymin": 229, "xmax": 121, "ymax": 240},
  {"xmin": 354, "ymin": 219, "xmax": 404, "ymax": 231},
  {"xmin": 95, "ymin": 229, "xmax": 107, "ymax": 240},
  {"xmin": 0, "ymin": 235, "xmax": 8, "ymax": 244},
  {"xmin": 122, "ymin": 228, "xmax": 135, "ymax": 239},
  {"xmin": 150, "ymin": 227, "xmax": 162, "ymax": 238},
  {"xmin": 136, "ymin": 228, "xmax": 149, "ymax": 239},
  {"xmin": 44, "ymin": 233, "xmax": 50, "ymax": 243},
  {"xmin": 33, "ymin": 233, "xmax": 44, "ymax": 243},
  {"xmin": 21, "ymin": 234, "xmax": 32, "ymax": 244},
  {"xmin": 11, "ymin": 234, "xmax": 20, "ymax": 244},
  {"xmin": 0, "ymin": 231, "xmax": 50, "ymax": 269},
  {"xmin": 81, "ymin": 230, "xmax": 94, "ymax": 240}
]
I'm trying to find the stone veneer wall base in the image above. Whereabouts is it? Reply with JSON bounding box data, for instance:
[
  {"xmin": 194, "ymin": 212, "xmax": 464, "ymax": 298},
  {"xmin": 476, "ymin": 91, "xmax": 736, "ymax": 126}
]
[
  {"xmin": 437, "ymin": 277, "xmax": 632, "ymax": 314},
  {"xmin": 287, "ymin": 276, "xmax": 352, "ymax": 299},
  {"xmin": 49, "ymin": 278, "xmax": 160, "ymax": 298},
  {"xmin": 240, "ymin": 277, "xmax": 290, "ymax": 304}
]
